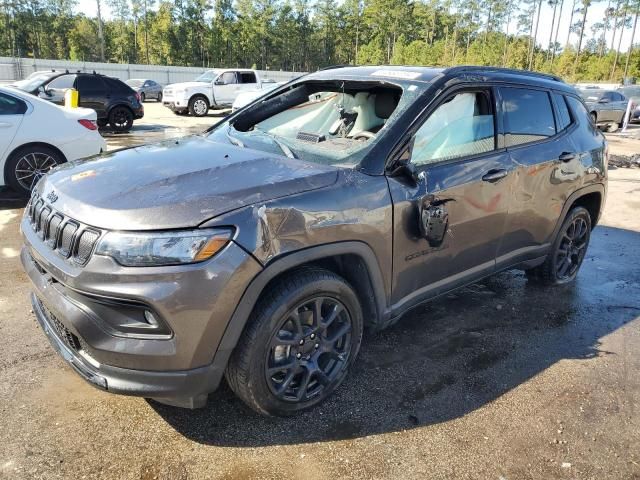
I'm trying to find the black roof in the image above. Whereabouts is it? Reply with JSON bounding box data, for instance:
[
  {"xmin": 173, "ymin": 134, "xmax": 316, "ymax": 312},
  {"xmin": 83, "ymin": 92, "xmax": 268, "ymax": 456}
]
[{"xmin": 306, "ymin": 64, "xmax": 575, "ymax": 94}]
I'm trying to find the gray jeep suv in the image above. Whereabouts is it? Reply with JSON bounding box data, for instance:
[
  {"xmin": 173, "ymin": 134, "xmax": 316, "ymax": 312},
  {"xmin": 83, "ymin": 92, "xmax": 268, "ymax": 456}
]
[{"xmin": 21, "ymin": 66, "xmax": 607, "ymax": 416}]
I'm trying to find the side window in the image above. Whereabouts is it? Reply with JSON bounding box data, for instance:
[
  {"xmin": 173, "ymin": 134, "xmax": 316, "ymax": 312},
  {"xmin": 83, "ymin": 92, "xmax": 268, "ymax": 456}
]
[
  {"xmin": 239, "ymin": 72, "xmax": 257, "ymax": 84},
  {"xmin": 411, "ymin": 90, "xmax": 495, "ymax": 165},
  {"xmin": 219, "ymin": 72, "xmax": 237, "ymax": 85},
  {"xmin": 601, "ymin": 92, "xmax": 614, "ymax": 101},
  {"xmin": 566, "ymin": 96, "xmax": 597, "ymax": 133},
  {"xmin": 0, "ymin": 92, "xmax": 27, "ymax": 115},
  {"xmin": 47, "ymin": 74, "xmax": 76, "ymax": 90},
  {"xmin": 76, "ymin": 76, "xmax": 106, "ymax": 93},
  {"xmin": 553, "ymin": 93, "xmax": 572, "ymax": 131},
  {"xmin": 501, "ymin": 87, "xmax": 556, "ymax": 147},
  {"xmin": 613, "ymin": 93, "xmax": 626, "ymax": 102}
]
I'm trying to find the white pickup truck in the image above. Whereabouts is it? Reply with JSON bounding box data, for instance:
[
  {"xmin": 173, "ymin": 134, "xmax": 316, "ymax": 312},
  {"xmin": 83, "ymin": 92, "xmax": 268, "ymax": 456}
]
[{"xmin": 162, "ymin": 68, "xmax": 265, "ymax": 117}]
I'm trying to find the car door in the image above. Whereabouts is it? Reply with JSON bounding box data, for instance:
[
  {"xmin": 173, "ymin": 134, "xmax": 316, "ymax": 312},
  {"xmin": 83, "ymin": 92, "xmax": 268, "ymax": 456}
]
[
  {"xmin": 147, "ymin": 80, "xmax": 161, "ymax": 98},
  {"xmin": 495, "ymin": 87, "xmax": 583, "ymax": 269},
  {"xmin": 0, "ymin": 92, "xmax": 27, "ymax": 164},
  {"xmin": 600, "ymin": 91, "xmax": 617, "ymax": 122},
  {"xmin": 40, "ymin": 74, "xmax": 76, "ymax": 105},
  {"xmin": 611, "ymin": 92, "xmax": 628, "ymax": 123},
  {"xmin": 387, "ymin": 86, "xmax": 515, "ymax": 311},
  {"xmin": 213, "ymin": 71, "xmax": 239, "ymax": 105},
  {"xmin": 75, "ymin": 75, "xmax": 108, "ymax": 117}
]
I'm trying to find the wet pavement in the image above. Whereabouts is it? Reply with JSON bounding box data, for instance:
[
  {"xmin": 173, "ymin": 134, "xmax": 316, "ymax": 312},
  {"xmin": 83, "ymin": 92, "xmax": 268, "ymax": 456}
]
[{"xmin": 0, "ymin": 105, "xmax": 639, "ymax": 479}]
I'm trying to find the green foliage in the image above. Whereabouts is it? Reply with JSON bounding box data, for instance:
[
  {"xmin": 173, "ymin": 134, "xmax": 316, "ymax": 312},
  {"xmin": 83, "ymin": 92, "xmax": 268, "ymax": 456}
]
[{"xmin": 1, "ymin": 0, "xmax": 639, "ymax": 81}]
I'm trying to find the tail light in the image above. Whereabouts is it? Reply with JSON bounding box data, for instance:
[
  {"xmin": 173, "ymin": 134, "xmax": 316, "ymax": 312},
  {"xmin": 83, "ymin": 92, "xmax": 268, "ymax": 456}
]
[{"xmin": 78, "ymin": 119, "xmax": 97, "ymax": 130}]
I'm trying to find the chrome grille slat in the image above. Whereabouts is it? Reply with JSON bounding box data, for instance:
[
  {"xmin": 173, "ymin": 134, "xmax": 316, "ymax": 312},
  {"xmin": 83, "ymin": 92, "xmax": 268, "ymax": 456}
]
[{"xmin": 26, "ymin": 194, "xmax": 101, "ymax": 266}]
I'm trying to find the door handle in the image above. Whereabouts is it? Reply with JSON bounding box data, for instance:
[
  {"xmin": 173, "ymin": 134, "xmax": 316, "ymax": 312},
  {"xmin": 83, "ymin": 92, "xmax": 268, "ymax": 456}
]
[
  {"xmin": 482, "ymin": 169, "xmax": 508, "ymax": 183},
  {"xmin": 559, "ymin": 152, "xmax": 577, "ymax": 162},
  {"xmin": 0, "ymin": 122, "xmax": 13, "ymax": 128}
]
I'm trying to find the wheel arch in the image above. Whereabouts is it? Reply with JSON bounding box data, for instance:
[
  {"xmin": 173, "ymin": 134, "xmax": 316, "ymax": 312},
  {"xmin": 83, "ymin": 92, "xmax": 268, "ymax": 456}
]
[
  {"xmin": 214, "ymin": 241, "xmax": 389, "ymax": 366},
  {"xmin": 3, "ymin": 141, "xmax": 67, "ymax": 185},
  {"xmin": 551, "ymin": 184, "xmax": 605, "ymax": 242}
]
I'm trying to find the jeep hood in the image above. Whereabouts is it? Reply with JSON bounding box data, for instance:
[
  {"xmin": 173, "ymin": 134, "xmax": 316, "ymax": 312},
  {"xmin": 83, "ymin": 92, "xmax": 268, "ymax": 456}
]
[{"xmin": 36, "ymin": 136, "xmax": 339, "ymax": 230}]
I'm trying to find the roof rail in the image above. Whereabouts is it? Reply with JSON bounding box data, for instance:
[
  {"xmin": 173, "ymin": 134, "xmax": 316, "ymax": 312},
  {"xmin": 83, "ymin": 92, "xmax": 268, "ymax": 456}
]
[
  {"xmin": 445, "ymin": 66, "xmax": 564, "ymax": 83},
  {"xmin": 318, "ymin": 64, "xmax": 352, "ymax": 71}
]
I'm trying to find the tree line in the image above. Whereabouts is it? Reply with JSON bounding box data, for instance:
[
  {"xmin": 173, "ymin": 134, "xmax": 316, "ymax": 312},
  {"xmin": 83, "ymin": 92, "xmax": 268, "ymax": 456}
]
[{"xmin": 1, "ymin": 0, "xmax": 639, "ymax": 82}]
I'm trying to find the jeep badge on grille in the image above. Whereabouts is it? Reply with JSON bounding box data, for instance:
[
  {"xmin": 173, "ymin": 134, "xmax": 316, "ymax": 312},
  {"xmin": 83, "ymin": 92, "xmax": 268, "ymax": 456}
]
[{"xmin": 46, "ymin": 191, "xmax": 58, "ymax": 204}]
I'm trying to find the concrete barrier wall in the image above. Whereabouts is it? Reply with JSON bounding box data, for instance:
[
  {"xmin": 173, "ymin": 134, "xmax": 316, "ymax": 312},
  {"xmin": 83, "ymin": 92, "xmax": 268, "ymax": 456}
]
[{"xmin": 0, "ymin": 57, "xmax": 305, "ymax": 85}]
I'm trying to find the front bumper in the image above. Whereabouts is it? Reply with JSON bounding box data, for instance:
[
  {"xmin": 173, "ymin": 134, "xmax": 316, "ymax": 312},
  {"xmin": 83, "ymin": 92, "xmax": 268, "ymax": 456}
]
[
  {"xmin": 30, "ymin": 291, "xmax": 221, "ymax": 407},
  {"xmin": 21, "ymin": 209, "xmax": 262, "ymax": 406}
]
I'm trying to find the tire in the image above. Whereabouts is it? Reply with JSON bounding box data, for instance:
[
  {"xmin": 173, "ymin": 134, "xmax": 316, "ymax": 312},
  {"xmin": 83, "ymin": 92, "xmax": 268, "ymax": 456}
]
[
  {"xmin": 188, "ymin": 95, "xmax": 209, "ymax": 117},
  {"xmin": 607, "ymin": 122, "xmax": 619, "ymax": 133},
  {"xmin": 526, "ymin": 206, "xmax": 592, "ymax": 285},
  {"xmin": 226, "ymin": 267, "xmax": 364, "ymax": 416},
  {"xmin": 108, "ymin": 106, "xmax": 134, "ymax": 132},
  {"xmin": 157, "ymin": 92, "xmax": 162, "ymax": 102},
  {"xmin": 590, "ymin": 112, "xmax": 597, "ymax": 124},
  {"xmin": 97, "ymin": 118, "xmax": 108, "ymax": 128},
  {"xmin": 5, "ymin": 145, "xmax": 65, "ymax": 197},
  {"xmin": 140, "ymin": 92, "xmax": 146, "ymax": 102}
]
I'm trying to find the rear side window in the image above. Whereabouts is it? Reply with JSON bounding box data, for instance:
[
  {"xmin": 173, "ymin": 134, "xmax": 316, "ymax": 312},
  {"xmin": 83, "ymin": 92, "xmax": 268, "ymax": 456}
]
[
  {"xmin": 104, "ymin": 77, "xmax": 133, "ymax": 93},
  {"xmin": 566, "ymin": 96, "xmax": 597, "ymax": 131},
  {"xmin": 553, "ymin": 93, "xmax": 572, "ymax": 131},
  {"xmin": 239, "ymin": 72, "xmax": 257, "ymax": 84},
  {"xmin": 612, "ymin": 92, "xmax": 625, "ymax": 101},
  {"xmin": 77, "ymin": 75, "xmax": 106, "ymax": 92},
  {"xmin": 0, "ymin": 92, "xmax": 27, "ymax": 115},
  {"xmin": 501, "ymin": 87, "xmax": 556, "ymax": 147}
]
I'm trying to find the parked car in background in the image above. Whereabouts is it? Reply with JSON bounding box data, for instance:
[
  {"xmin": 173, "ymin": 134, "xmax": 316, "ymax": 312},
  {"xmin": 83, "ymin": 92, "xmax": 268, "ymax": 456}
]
[
  {"xmin": 22, "ymin": 66, "xmax": 606, "ymax": 415},
  {"xmin": 125, "ymin": 79, "xmax": 163, "ymax": 102},
  {"xmin": 0, "ymin": 86, "xmax": 105, "ymax": 196},
  {"xmin": 12, "ymin": 72, "xmax": 144, "ymax": 132},
  {"xmin": 579, "ymin": 89, "xmax": 630, "ymax": 130},
  {"xmin": 231, "ymin": 81, "xmax": 284, "ymax": 112},
  {"xmin": 617, "ymin": 85, "xmax": 640, "ymax": 121},
  {"xmin": 162, "ymin": 68, "xmax": 265, "ymax": 117}
]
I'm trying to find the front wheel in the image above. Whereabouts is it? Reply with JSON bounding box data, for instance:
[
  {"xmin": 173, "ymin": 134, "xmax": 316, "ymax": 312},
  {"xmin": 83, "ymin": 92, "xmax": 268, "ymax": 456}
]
[
  {"xmin": 526, "ymin": 206, "xmax": 592, "ymax": 285},
  {"xmin": 157, "ymin": 92, "xmax": 162, "ymax": 102},
  {"xmin": 188, "ymin": 95, "xmax": 209, "ymax": 117},
  {"xmin": 226, "ymin": 268, "xmax": 363, "ymax": 416},
  {"xmin": 140, "ymin": 92, "xmax": 146, "ymax": 102}
]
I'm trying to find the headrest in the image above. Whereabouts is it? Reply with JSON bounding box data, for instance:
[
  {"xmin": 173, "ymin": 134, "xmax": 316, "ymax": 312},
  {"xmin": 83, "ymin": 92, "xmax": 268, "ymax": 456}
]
[{"xmin": 375, "ymin": 92, "xmax": 397, "ymax": 119}]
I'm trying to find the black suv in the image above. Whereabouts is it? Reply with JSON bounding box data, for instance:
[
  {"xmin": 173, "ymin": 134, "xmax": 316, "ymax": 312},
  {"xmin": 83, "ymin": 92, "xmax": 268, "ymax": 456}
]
[
  {"xmin": 21, "ymin": 66, "xmax": 607, "ymax": 416},
  {"xmin": 13, "ymin": 71, "xmax": 144, "ymax": 131}
]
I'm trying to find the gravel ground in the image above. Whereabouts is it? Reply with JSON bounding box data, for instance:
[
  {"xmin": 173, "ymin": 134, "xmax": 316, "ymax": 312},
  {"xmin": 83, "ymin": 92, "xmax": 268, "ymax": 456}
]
[{"xmin": 0, "ymin": 103, "xmax": 639, "ymax": 479}]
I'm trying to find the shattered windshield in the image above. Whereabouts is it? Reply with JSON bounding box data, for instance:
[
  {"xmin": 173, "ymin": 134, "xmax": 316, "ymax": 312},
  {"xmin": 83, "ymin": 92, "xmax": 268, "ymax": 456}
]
[
  {"xmin": 207, "ymin": 80, "xmax": 421, "ymax": 167},
  {"xmin": 12, "ymin": 73, "xmax": 57, "ymax": 92}
]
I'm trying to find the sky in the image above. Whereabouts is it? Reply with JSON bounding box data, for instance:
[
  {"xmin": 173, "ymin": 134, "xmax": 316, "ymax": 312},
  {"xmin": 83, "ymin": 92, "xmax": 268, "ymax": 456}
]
[{"xmin": 76, "ymin": 0, "xmax": 634, "ymax": 54}]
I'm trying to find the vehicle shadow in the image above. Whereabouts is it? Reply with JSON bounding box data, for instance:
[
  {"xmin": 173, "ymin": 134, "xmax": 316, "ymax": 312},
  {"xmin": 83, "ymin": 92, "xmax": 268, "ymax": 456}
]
[
  {"xmin": 150, "ymin": 225, "xmax": 640, "ymax": 447},
  {"xmin": 0, "ymin": 187, "xmax": 27, "ymax": 210}
]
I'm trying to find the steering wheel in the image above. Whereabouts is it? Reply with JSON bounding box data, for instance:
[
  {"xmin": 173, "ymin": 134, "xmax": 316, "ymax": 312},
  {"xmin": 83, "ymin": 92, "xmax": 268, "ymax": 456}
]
[{"xmin": 352, "ymin": 131, "xmax": 376, "ymax": 141}]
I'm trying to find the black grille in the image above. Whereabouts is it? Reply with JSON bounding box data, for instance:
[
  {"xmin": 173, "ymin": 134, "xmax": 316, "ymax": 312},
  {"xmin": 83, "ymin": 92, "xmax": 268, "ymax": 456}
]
[
  {"xmin": 76, "ymin": 230, "xmax": 100, "ymax": 264},
  {"xmin": 58, "ymin": 222, "xmax": 78, "ymax": 257},
  {"xmin": 27, "ymin": 193, "xmax": 101, "ymax": 265},
  {"xmin": 37, "ymin": 297, "xmax": 81, "ymax": 352}
]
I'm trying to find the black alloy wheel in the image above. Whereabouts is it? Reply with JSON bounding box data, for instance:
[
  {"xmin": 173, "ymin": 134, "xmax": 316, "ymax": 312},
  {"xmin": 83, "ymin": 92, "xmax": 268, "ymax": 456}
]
[
  {"xmin": 266, "ymin": 296, "xmax": 353, "ymax": 403},
  {"xmin": 109, "ymin": 106, "xmax": 133, "ymax": 132},
  {"xmin": 226, "ymin": 268, "xmax": 363, "ymax": 416}
]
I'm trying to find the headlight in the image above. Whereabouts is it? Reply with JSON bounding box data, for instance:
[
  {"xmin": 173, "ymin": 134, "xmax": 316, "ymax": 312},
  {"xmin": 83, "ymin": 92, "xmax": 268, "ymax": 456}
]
[{"xmin": 95, "ymin": 229, "xmax": 233, "ymax": 266}]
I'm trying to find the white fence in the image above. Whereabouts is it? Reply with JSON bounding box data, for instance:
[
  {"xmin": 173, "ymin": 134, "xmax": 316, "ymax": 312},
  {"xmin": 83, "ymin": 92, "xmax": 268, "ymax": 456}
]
[{"xmin": 0, "ymin": 57, "xmax": 305, "ymax": 85}]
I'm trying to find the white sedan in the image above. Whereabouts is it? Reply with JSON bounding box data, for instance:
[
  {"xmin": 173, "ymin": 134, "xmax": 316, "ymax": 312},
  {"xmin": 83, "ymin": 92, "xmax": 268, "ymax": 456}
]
[{"xmin": 0, "ymin": 86, "xmax": 106, "ymax": 196}]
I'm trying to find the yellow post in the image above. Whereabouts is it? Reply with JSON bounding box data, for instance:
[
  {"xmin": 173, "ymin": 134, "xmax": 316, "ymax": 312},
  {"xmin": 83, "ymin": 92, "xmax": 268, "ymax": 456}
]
[{"xmin": 64, "ymin": 88, "xmax": 79, "ymax": 108}]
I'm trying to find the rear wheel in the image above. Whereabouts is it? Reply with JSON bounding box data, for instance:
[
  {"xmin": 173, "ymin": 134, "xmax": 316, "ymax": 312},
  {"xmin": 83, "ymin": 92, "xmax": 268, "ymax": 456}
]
[
  {"xmin": 109, "ymin": 106, "xmax": 133, "ymax": 132},
  {"xmin": 188, "ymin": 95, "xmax": 209, "ymax": 117},
  {"xmin": 226, "ymin": 268, "xmax": 363, "ymax": 416},
  {"xmin": 526, "ymin": 207, "xmax": 591, "ymax": 285},
  {"xmin": 6, "ymin": 145, "xmax": 65, "ymax": 197},
  {"xmin": 140, "ymin": 92, "xmax": 146, "ymax": 102},
  {"xmin": 590, "ymin": 112, "xmax": 597, "ymax": 124},
  {"xmin": 157, "ymin": 92, "xmax": 163, "ymax": 102}
]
